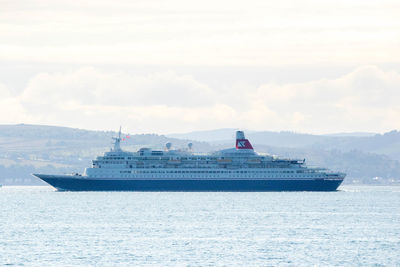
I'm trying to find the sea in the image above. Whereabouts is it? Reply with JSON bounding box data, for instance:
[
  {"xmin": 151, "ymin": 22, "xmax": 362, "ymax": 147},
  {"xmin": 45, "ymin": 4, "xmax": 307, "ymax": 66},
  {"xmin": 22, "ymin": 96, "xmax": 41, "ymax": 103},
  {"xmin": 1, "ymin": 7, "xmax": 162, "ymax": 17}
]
[{"xmin": 1, "ymin": 185, "xmax": 399, "ymax": 266}]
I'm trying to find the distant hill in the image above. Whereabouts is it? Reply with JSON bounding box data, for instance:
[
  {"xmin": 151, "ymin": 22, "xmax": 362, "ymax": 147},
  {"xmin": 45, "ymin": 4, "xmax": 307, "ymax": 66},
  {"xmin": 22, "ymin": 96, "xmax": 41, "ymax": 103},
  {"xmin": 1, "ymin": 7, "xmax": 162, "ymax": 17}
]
[
  {"xmin": 323, "ymin": 132, "xmax": 377, "ymax": 137},
  {"xmin": 0, "ymin": 124, "xmax": 399, "ymax": 185},
  {"xmin": 167, "ymin": 128, "xmax": 240, "ymax": 142},
  {"xmin": 168, "ymin": 129, "xmax": 377, "ymax": 142},
  {"xmin": 169, "ymin": 130, "xmax": 330, "ymax": 147},
  {"xmin": 309, "ymin": 130, "xmax": 400, "ymax": 161},
  {"xmin": 169, "ymin": 129, "xmax": 400, "ymax": 161}
]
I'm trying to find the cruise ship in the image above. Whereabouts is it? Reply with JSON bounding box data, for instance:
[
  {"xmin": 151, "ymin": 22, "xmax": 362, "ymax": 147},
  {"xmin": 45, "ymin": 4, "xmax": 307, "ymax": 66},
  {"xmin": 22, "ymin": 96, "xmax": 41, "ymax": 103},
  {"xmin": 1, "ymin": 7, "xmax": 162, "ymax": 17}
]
[{"xmin": 34, "ymin": 130, "xmax": 345, "ymax": 191}]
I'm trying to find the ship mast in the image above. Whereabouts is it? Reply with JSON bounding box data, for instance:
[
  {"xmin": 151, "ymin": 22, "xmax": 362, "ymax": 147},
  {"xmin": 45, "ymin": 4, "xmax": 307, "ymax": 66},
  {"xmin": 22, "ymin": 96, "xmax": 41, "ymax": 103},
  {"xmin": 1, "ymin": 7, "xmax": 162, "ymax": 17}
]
[{"xmin": 112, "ymin": 126, "xmax": 122, "ymax": 151}]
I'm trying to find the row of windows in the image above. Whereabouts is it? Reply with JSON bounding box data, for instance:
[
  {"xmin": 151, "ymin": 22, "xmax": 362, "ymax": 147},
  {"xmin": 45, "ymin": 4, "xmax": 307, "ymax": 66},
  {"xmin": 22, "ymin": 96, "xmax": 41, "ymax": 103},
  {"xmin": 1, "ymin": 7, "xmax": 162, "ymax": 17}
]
[
  {"xmin": 95, "ymin": 161, "xmax": 126, "ymax": 164},
  {"xmin": 95, "ymin": 161, "xmax": 300, "ymax": 169},
  {"xmin": 99, "ymin": 156, "xmax": 288, "ymax": 162},
  {"xmin": 100, "ymin": 157, "xmax": 221, "ymax": 161},
  {"xmin": 118, "ymin": 170, "xmax": 309, "ymax": 174},
  {"xmin": 100, "ymin": 156, "xmax": 300, "ymax": 164}
]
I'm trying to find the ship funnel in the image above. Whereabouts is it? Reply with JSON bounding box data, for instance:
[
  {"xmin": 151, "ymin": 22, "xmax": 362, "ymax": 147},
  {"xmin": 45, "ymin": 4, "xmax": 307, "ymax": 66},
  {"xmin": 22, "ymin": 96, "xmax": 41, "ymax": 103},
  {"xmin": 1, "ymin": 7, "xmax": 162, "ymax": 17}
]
[{"xmin": 235, "ymin": 131, "xmax": 253, "ymax": 150}]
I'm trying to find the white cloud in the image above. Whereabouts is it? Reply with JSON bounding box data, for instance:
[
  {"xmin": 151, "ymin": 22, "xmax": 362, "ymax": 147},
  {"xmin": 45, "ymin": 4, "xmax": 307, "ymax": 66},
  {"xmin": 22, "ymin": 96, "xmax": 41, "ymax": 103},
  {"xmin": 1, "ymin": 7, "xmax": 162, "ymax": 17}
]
[
  {"xmin": 21, "ymin": 67, "xmax": 216, "ymax": 107},
  {"xmin": 248, "ymin": 65, "xmax": 400, "ymax": 132},
  {"xmin": 0, "ymin": 82, "xmax": 30, "ymax": 123},
  {"xmin": 0, "ymin": 82, "xmax": 11, "ymax": 98},
  {"xmin": 16, "ymin": 67, "xmax": 223, "ymax": 132},
  {"xmin": 0, "ymin": 65, "xmax": 399, "ymax": 133}
]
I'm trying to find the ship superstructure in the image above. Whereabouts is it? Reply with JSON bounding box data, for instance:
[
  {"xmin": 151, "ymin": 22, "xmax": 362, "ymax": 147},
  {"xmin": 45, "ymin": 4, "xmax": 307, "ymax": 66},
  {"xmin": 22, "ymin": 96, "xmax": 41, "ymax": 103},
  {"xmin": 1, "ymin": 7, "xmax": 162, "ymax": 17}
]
[{"xmin": 34, "ymin": 130, "xmax": 345, "ymax": 191}]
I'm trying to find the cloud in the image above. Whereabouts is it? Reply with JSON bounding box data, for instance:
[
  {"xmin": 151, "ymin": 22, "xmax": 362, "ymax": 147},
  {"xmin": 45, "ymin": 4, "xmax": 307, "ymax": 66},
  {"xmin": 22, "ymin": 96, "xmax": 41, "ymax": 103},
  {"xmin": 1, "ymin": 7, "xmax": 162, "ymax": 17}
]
[
  {"xmin": 0, "ymin": 82, "xmax": 11, "ymax": 98},
  {"xmin": 1, "ymin": 65, "xmax": 400, "ymax": 133},
  {"xmin": 21, "ymin": 67, "xmax": 216, "ymax": 107},
  {"xmin": 248, "ymin": 65, "xmax": 400, "ymax": 132},
  {"xmin": 16, "ymin": 67, "xmax": 222, "ymax": 132},
  {"xmin": 0, "ymin": 82, "xmax": 30, "ymax": 123}
]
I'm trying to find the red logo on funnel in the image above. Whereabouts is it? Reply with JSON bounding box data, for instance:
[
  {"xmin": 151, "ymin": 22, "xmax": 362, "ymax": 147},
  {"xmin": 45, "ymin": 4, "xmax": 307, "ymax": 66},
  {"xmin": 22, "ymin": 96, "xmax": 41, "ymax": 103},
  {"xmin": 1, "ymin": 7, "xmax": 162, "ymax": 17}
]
[{"xmin": 236, "ymin": 139, "xmax": 253, "ymax": 149}]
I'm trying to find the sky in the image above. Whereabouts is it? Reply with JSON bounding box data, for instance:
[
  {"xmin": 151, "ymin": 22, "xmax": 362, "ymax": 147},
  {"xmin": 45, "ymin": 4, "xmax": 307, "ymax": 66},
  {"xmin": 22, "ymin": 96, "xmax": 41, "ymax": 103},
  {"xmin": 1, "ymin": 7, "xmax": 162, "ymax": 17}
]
[{"xmin": 0, "ymin": 0, "xmax": 399, "ymax": 134}]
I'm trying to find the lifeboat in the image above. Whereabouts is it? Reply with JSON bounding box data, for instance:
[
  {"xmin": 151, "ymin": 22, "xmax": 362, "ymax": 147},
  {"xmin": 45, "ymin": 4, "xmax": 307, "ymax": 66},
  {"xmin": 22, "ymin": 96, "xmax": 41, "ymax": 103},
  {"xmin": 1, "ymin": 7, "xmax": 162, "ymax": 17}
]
[
  {"xmin": 217, "ymin": 159, "xmax": 232, "ymax": 163},
  {"xmin": 168, "ymin": 159, "xmax": 181, "ymax": 164},
  {"xmin": 247, "ymin": 159, "xmax": 261, "ymax": 164}
]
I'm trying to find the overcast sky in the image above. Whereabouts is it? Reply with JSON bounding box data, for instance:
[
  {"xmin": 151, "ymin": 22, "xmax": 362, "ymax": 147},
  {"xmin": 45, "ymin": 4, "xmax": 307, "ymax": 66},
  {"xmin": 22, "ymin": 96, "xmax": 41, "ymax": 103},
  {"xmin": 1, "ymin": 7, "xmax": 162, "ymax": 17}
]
[{"xmin": 1, "ymin": 0, "xmax": 399, "ymax": 134}]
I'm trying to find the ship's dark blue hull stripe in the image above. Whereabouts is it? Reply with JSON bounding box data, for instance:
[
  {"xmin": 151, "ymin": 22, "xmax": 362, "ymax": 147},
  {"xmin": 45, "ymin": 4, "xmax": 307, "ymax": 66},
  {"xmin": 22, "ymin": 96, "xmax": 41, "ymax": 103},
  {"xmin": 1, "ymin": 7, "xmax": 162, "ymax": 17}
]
[{"xmin": 38, "ymin": 176, "xmax": 343, "ymax": 191}]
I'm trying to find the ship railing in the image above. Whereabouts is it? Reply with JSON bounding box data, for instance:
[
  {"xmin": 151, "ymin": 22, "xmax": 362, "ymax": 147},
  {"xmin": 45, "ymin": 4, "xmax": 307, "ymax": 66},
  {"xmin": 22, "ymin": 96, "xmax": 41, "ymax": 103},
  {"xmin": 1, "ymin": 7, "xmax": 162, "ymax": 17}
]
[{"xmin": 299, "ymin": 167, "xmax": 329, "ymax": 173}]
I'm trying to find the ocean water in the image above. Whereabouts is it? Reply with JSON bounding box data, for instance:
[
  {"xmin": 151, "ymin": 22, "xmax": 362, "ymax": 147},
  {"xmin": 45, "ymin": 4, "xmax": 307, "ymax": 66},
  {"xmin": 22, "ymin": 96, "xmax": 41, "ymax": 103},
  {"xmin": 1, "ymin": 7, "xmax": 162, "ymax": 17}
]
[{"xmin": 1, "ymin": 186, "xmax": 399, "ymax": 266}]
